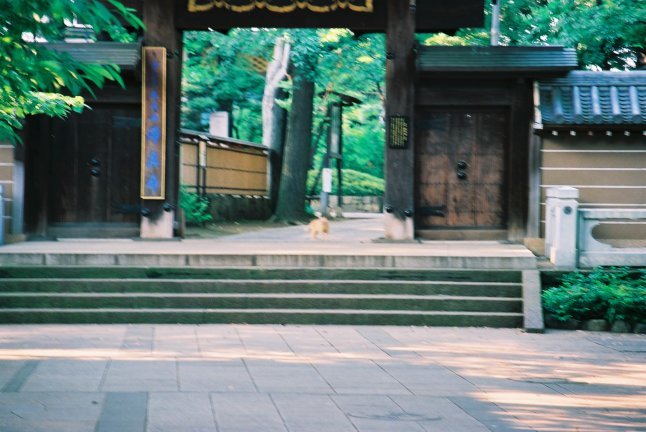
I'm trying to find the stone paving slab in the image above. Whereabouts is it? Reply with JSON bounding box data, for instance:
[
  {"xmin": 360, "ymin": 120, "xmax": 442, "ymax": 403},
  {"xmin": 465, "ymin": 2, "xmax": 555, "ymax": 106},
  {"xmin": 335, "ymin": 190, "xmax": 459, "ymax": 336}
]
[{"xmin": 0, "ymin": 325, "xmax": 644, "ymax": 432}]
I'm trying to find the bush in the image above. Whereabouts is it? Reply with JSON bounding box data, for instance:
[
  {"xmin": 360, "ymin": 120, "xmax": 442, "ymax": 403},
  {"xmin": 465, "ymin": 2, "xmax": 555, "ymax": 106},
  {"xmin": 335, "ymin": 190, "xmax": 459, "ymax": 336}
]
[
  {"xmin": 307, "ymin": 169, "xmax": 384, "ymax": 196},
  {"xmin": 542, "ymin": 267, "xmax": 646, "ymax": 324},
  {"xmin": 179, "ymin": 187, "xmax": 213, "ymax": 226}
]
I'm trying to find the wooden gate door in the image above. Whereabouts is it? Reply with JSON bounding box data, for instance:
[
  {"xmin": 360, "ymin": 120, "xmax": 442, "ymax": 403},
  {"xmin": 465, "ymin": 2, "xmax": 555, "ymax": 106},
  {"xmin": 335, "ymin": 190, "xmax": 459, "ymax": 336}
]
[
  {"xmin": 415, "ymin": 108, "xmax": 509, "ymax": 239},
  {"xmin": 46, "ymin": 104, "xmax": 141, "ymax": 237}
]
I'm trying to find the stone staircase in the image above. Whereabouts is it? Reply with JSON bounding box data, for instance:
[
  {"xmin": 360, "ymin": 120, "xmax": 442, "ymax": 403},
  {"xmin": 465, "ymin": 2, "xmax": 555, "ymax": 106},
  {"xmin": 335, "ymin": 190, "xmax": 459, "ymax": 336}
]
[{"xmin": 0, "ymin": 267, "xmax": 532, "ymax": 327}]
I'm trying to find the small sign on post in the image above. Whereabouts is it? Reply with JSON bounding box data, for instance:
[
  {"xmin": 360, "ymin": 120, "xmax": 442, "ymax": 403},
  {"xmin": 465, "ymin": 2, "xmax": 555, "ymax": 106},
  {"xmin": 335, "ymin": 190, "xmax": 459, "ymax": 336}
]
[{"xmin": 388, "ymin": 115, "xmax": 409, "ymax": 149}]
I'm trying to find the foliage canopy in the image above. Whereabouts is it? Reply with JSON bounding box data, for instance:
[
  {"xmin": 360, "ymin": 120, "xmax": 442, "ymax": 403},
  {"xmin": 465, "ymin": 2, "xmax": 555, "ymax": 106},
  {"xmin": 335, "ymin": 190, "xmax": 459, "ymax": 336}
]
[
  {"xmin": 425, "ymin": 0, "xmax": 645, "ymax": 70},
  {"xmin": 0, "ymin": 0, "xmax": 143, "ymax": 143}
]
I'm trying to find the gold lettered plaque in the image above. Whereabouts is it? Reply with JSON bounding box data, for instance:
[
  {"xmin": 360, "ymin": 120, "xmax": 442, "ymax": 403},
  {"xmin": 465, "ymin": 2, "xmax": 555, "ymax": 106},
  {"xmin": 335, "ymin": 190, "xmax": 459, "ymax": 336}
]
[
  {"xmin": 187, "ymin": 0, "xmax": 374, "ymax": 13},
  {"xmin": 141, "ymin": 47, "xmax": 167, "ymax": 200},
  {"xmin": 388, "ymin": 116, "xmax": 409, "ymax": 149}
]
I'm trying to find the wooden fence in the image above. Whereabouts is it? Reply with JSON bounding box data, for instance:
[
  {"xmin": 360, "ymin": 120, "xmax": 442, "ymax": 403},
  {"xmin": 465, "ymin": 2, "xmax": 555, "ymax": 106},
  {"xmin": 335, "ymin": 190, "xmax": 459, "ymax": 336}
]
[{"xmin": 179, "ymin": 130, "xmax": 269, "ymax": 196}]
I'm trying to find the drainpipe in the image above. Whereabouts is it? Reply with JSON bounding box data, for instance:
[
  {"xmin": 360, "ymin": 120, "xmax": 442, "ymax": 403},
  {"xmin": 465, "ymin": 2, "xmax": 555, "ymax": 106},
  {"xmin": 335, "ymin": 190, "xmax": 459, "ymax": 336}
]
[{"xmin": 491, "ymin": 0, "xmax": 501, "ymax": 46}]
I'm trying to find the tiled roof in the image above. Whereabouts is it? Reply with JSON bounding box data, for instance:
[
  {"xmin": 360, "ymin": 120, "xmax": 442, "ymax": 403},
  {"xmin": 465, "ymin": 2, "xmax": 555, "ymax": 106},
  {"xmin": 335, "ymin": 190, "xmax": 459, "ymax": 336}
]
[
  {"xmin": 42, "ymin": 42, "xmax": 141, "ymax": 70},
  {"xmin": 538, "ymin": 71, "xmax": 646, "ymax": 127},
  {"xmin": 417, "ymin": 46, "xmax": 577, "ymax": 74}
]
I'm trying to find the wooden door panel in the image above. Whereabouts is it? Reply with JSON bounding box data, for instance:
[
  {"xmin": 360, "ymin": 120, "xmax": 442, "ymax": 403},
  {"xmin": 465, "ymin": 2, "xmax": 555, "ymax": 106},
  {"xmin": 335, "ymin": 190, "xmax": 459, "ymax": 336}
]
[
  {"xmin": 415, "ymin": 108, "xmax": 508, "ymax": 230},
  {"xmin": 417, "ymin": 154, "xmax": 449, "ymax": 184},
  {"xmin": 454, "ymin": 113, "xmax": 476, "ymax": 155},
  {"xmin": 447, "ymin": 180, "xmax": 475, "ymax": 226},
  {"xmin": 109, "ymin": 111, "xmax": 141, "ymax": 223},
  {"xmin": 420, "ymin": 114, "xmax": 450, "ymax": 154},
  {"xmin": 78, "ymin": 113, "xmax": 110, "ymax": 222},
  {"xmin": 475, "ymin": 154, "xmax": 504, "ymax": 184},
  {"xmin": 418, "ymin": 182, "xmax": 448, "ymax": 226},
  {"xmin": 49, "ymin": 116, "xmax": 78, "ymax": 223},
  {"xmin": 476, "ymin": 184, "xmax": 505, "ymax": 226},
  {"xmin": 48, "ymin": 105, "xmax": 139, "ymax": 225}
]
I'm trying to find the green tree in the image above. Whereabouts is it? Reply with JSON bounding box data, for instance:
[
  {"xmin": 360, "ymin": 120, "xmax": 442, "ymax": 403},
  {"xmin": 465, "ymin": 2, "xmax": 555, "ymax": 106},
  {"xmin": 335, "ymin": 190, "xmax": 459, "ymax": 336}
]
[
  {"xmin": 425, "ymin": 0, "xmax": 646, "ymax": 70},
  {"xmin": 0, "ymin": 0, "xmax": 143, "ymax": 143},
  {"xmin": 181, "ymin": 29, "xmax": 278, "ymax": 141}
]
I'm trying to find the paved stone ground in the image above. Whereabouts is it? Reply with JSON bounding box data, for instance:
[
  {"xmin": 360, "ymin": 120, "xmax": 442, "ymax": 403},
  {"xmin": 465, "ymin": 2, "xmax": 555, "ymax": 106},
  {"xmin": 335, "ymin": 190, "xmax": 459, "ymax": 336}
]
[
  {"xmin": 0, "ymin": 214, "xmax": 535, "ymax": 259},
  {"xmin": 0, "ymin": 325, "xmax": 643, "ymax": 432}
]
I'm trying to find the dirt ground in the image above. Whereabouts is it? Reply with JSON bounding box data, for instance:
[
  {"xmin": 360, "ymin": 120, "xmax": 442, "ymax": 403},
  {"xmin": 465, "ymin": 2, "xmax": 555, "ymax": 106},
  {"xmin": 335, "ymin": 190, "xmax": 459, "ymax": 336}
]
[{"xmin": 183, "ymin": 220, "xmax": 300, "ymax": 239}]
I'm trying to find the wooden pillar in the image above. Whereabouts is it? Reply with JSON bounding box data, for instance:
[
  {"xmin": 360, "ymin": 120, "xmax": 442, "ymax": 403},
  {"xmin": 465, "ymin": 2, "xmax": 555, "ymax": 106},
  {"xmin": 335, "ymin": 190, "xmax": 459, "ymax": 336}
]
[
  {"xmin": 384, "ymin": 0, "xmax": 416, "ymax": 240},
  {"xmin": 508, "ymin": 78, "xmax": 532, "ymax": 242},
  {"xmin": 141, "ymin": 0, "xmax": 183, "ymax": 238}
]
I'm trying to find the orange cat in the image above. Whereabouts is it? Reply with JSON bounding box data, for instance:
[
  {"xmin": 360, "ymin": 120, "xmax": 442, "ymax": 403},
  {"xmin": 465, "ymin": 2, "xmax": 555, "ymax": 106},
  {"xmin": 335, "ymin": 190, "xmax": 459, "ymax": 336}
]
[{"xmin": 308, "ymin": 216, "xmax": 330, "ymax": 239}]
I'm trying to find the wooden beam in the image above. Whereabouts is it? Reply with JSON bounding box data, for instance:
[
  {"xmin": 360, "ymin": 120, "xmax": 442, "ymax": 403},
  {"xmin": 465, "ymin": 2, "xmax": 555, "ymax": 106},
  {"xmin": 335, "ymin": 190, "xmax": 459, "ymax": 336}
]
[
  {"xmin": 384, "ymin": 0, "xmax": 415, "ymax": 240},
  {"xmin": 142, "ymin": 0, "xmax": 183, "ymax": 237},
  {"xmin": 508, "ymin": 79, "xmax": 532, "ymax": 242}
]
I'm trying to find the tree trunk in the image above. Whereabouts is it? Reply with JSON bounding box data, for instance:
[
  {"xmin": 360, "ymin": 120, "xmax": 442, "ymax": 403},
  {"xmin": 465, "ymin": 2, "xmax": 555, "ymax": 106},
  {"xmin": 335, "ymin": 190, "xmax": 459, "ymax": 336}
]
[
  {"xmin": 263, "ymin": 38, "xmax": 290, "ymax": 209},
  {"xmin": 262, "ymin": 38, "xmax": 290, "ymax": 149},
  {"xmin": 273, "ymin": 70, "xmax": 315, "ymax": 222},
  {"xmin": 269, "ymin": 87, "xmax": 287, "ymax": 210}
]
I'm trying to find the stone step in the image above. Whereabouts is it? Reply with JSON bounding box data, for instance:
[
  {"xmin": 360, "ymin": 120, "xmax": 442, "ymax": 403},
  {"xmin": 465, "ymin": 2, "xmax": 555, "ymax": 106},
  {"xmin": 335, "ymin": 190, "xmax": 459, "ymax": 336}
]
[
  {"xmin": 0, "ymin": 253, "xmax": 537, "ymax": 269},
  {"xmin": 0, "ymin": 267, "xmax": 523, "ymax": 282},
  {"xmin": 0, "ymin": 293, "xmax": 522, "ymax": 313},
  {"xmin": 0, "ymin": 266, "xmax": 535, "ymax": 329},
  {"xmin": 0, "ymin": 308, "xmax": 524, "ymax": 327},
  {"xmin": 0, "ymin": 279, "xmax": 522, "ymax": 297}
]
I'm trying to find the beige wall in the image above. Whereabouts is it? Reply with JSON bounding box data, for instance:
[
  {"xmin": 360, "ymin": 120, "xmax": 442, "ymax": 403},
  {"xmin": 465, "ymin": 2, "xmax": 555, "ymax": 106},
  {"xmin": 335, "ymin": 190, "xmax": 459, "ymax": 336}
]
[
  {"xmin": 540, "ymin": 134, "xmax": 646, "ymax": 240},
  {"xmin": 181, "ymin": 143, "xmax": 268, "ymax": 196}
]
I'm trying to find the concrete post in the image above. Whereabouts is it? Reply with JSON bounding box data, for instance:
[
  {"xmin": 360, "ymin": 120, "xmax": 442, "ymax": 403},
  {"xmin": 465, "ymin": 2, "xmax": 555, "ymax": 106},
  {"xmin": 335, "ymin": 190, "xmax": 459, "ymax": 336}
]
[{"xmin": 545, "ymin": 187, "xmax": 579, "ymax": 268}]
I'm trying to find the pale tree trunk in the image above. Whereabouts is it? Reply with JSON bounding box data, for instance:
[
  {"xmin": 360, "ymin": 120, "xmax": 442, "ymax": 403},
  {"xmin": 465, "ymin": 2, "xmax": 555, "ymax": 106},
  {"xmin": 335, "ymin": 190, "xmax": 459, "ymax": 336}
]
[
  {"xmin": 273, "ymin": 69, "xmax": 315, "ymax": 222},
  {"xmin": 262, "ymin": 38, "xmax": 290, "ymax": 149},
  {"xmin": 263, "ymin": 39, "xmax": 290, "ymax": 207}
]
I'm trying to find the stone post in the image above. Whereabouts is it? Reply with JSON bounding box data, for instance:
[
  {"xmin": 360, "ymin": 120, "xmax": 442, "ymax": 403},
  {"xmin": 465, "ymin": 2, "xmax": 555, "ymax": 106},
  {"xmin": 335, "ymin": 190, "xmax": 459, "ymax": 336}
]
[{"xmin": 545, "ymin": 187, "xmax": 579, "ymax": 268}]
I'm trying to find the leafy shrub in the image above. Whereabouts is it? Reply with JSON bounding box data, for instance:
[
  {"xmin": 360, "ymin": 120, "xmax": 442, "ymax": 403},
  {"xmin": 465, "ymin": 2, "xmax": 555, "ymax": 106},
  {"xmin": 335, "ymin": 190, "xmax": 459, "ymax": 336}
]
[
  {"xmin": 542, "ymin": 267, "xmax": 646, "ymax": 324},
  {"xmin": 307, "ymin": 169, "xmax": 384, "ymax": 196},
  {"xmin": 179, "ymin": 186, "xmax": 213, "ymax": 226}
]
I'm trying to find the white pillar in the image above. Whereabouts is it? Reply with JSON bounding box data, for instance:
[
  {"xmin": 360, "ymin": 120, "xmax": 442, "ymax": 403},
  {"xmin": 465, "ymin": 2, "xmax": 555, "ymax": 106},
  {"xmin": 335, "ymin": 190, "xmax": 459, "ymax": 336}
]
[{"xmin": 545, "ymin": 187, "xmax": 579, "ymax": 268}]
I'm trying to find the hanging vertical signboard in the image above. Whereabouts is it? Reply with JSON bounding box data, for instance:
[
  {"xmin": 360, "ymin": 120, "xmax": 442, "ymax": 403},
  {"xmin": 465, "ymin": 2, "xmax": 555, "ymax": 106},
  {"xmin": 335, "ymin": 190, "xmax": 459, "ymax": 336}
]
[{"xmin": 141, "ymin": 47, "xmax": 167, "ymax": 200}]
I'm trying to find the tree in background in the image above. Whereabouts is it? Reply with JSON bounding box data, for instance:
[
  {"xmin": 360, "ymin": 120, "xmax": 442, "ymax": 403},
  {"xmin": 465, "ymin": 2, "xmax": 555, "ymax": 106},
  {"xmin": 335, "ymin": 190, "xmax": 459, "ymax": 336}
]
[
  {"xmin": 425, "ymin": 0, "xmax": 645, "ymax": 70},
  {"xmin": 273, "ymin": 29, "xmax": 385, "ymax": 221},
  {"xmin": 0, "ymin": 0, "xmax": 143, "ymax": 143},
  {"xmin": 181, "ymin": 29, "xmax": 278, "ymax": 142},
  {"xmin": 273, "ymin": 29, "xmax": 320, "ymax": 222},
  {"xmin": 181, "ymin": 29, "xmax": 386, "ymax": 221}
]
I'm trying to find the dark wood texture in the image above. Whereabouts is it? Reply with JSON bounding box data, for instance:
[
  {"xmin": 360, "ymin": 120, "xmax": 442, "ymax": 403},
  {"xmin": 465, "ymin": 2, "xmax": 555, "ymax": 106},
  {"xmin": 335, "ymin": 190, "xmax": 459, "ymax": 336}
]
[
  {"xmin": 143, "ymin": 0, "xmax": 183, "ymax": 223},
  {"xmin": 415, "ymin": 109, "xmax": 509, "ymax": 230},
  {"xmin": 415, "ymin": 75, "xmax": 534, "ymax": 241},
  {"xmin": 24, "ymin": 91, "xmax": 141, "ymax": 237},
  {"xmin": 274, "ymin": 72, "xmax": 315, "ymax": 221},
  {"xmin": 384, "ymin": 0, "xmax": 415, "ymax": 220},
  {"xmin": 507, "ymin": 79, "xmax": 532, "ymax": 241},
  {"xmin": 416, "ymin": 80, "xmax": 513, "ymax": 106},
  {"xmin": 175, "ymin": 0, "xmax": 483, "ymax": 31}
]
